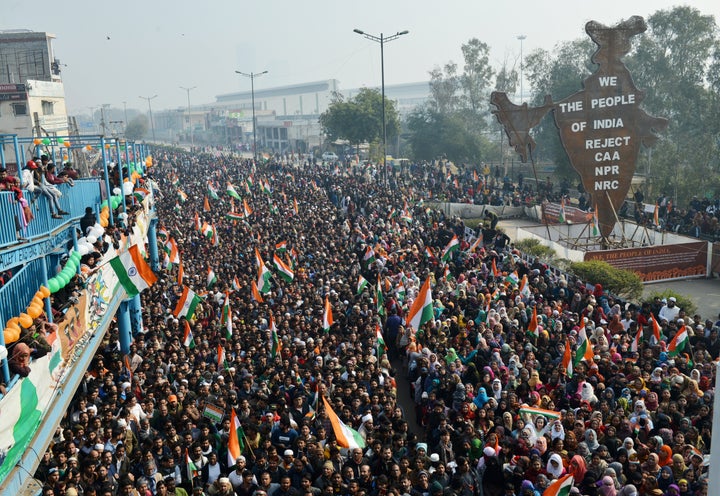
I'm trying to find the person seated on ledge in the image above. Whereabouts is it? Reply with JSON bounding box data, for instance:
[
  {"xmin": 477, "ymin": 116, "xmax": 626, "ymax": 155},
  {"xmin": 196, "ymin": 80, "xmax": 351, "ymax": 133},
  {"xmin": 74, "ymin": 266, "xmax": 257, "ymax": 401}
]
[
  {"xmin": 9, "ymin": 342, "xmax": 32, "ymax": 377},
  {"xmin": 35, "ymin": 157, "xmax": 68, "ymax": 219}
]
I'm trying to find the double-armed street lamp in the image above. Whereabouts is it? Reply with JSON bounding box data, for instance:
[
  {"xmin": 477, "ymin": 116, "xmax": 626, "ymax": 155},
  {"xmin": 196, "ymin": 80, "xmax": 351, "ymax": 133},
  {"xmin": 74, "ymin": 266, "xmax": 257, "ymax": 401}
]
[
  {"xmin": 353, "ymin": 28, "xmax": 409, "ymax": 188},
  {"xmin": 139, "ymin": 94, "xmax": 158, "ymax": 142},
  {"xmin": 235, "ymin": 70, "xmax": 268, "ymax": 161}
]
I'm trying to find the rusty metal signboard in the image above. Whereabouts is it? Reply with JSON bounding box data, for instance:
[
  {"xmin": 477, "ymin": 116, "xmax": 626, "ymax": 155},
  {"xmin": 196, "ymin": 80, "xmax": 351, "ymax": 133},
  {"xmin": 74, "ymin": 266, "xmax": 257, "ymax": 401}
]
[{"xmin": 491, "ymin": 16, "xmax": 668, "ymax": 239}]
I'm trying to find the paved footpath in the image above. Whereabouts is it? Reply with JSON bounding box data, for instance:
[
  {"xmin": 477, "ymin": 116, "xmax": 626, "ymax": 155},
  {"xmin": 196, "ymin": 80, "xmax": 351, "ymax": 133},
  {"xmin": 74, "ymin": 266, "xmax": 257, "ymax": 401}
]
[{"xmin": 643, "ymin": 278, "xmax": 720, "ymax": 322}]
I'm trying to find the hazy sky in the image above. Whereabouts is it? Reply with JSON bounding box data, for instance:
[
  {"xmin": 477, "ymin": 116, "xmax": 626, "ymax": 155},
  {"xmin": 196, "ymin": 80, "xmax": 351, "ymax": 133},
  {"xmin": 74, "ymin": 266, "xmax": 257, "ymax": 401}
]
[{"xmin": 2, "ymin": 0, "xmax": 718, "ymax": 115}]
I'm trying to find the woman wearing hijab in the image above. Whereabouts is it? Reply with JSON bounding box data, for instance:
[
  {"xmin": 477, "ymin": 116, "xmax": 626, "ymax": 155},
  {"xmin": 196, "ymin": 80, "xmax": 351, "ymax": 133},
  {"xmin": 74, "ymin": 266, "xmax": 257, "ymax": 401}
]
[
  {"xmin": 671, "ymin": 454, "xmax": 687, "ymax": 481},
  {"xmin": 546, "ymin": 453, "xmax": 565, "ymax": 480},
  {"xmin": 622, "ymin": 437, "xmax": 636, "ymax": 458},
  {"xmin": 657, "ymin": 466, "xmax": 676, "ymax": 492},
  {"xmin": 568, "ymin": 455, "xmax": 587, "ymax": 482},
  {"xmin": 550, "ymin": 420, "xmax": 565, "ymax": 441},
  {"xmin": 9, "ymin": 342, "xmax": 32, "ymax": 377},
  {"xmin": 585, "ymin": 429, "xmax": 600, "ymax": 452},
  {"xmin": 607, "ymin": 462, "xmax": 625, "ymax": 487},
  {"xmin": 597, "ymin": 475, "xmax": 617, "ymax": 496},
  {"xmin": 618, "ymin": 484, "xmax": 639, "ymax": 496}
]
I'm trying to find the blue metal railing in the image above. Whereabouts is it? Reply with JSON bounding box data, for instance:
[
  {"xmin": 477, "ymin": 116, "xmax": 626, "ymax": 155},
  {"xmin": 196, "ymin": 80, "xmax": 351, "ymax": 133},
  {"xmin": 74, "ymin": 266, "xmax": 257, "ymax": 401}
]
[
  {"xmin": 0, "ymin": 258, "xmax": 46, "ymax": 383},
  {"xmin": 0, "ymin": 178, "xmax": 102, "ymax": 249}
]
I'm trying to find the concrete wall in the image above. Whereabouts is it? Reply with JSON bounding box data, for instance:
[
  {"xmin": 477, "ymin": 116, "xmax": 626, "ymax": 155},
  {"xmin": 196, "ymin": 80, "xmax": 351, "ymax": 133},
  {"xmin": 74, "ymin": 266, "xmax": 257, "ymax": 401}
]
[{"xmin": 436, "ymin": 202, "xmax": 524, "ymax": 219}]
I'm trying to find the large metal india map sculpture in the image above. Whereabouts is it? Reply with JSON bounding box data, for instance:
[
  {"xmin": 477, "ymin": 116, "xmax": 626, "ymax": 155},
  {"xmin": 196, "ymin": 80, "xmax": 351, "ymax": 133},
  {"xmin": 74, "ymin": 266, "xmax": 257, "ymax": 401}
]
[{"xmin": 491, "ymin": 16, "xmax": 668, "ymax": 239}]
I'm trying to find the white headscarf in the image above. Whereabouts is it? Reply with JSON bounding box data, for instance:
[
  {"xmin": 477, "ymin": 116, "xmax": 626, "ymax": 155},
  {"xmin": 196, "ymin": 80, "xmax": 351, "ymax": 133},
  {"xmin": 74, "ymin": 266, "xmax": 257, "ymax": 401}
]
[{"xmin": 547, "ymin": 453, "xmax": 564, "ymax": 478}]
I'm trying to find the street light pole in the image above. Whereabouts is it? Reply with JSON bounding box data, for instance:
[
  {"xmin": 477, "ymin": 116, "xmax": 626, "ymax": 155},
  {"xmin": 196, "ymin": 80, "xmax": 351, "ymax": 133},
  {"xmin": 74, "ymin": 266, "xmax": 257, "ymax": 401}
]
[
  {"xmin": 122, "ymin": 101, "xmax": 128, "ymax": 134},
  {"xmin": 139, "ymin": 94, "xmax": 158, "ymax": 142},
  {"xmin": 517, "ymin": 35, "xmax": 526, "ymax": 103},
  {"xmin": 100, "ymin": 104, "xmax": 110, "ymax": 135},
  {"xmin": 235, "ymin": 70, "xmax": 268, "ymax": 161},
  {"xmin": 353, "ymin": 28, "xmax": 409, "ymax": 189},
  {"xmin": 180, "ymin": 86, "xmax": 197, "ymax": 148}
]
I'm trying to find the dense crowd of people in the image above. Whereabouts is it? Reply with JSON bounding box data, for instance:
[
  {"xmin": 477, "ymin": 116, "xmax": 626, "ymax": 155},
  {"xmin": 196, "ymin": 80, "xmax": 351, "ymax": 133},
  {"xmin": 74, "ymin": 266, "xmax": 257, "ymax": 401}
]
[{"xmin": 33, "ymin": 151, "xmax": 716, "ymax": 496}]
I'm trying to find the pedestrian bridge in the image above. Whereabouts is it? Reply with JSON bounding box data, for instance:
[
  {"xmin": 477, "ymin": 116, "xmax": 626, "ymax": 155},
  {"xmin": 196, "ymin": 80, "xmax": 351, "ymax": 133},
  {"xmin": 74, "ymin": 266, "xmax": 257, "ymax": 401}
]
[{"xmin": 0, "ymin": 135, "xmax": 154, "ymax": 494}]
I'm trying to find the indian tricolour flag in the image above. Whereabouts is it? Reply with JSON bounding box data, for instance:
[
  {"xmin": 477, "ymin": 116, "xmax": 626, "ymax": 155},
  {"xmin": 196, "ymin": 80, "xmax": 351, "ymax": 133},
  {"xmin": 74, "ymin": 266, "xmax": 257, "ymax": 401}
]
[
  {"xmin": 527, "ymin": 305, "xmax": 538, "ymax": 336},
  {"xmin": 322, "ymin": 295, "xmax": 334, "ymax": 332},
  {"xmin": 227, "ymin": 182, "xmax": 241, "ymax": 200},
  {"xmin": 543, "ymin": 474, "xmax": 574, "ymax": 496},
  {"xmin": 243, "ymin": 199, "xmax": 253, "ymax": 217},
  {"xmin": 207, "ymin": 182, "xmax": 220, "ymax": 200},
  {"xmin": 466, "ymin": 237, "xmax": 482, "ymax": 254},
  {"xmin": 562, "ymin": 338, "xmax": 573, "ymax": 378},
  {"xmin": 183, "ymin": 320, "xmax": 196, "ymax": 349},
  {"xmin": 492, "ymin": 259, "xmax": 500, "ymax": 278},
  {"xmin": 363, "ymin": 246, "xmax": 376, "ymax": 266},
  {"xmin": 591, "ymin": 206, "xmax": 600, "ymax": 236},
  {"xmin": 519, "ymin": 405, "xmax": 562, "ymax": 420},
  {"xmin": 257, "ymin": 263, "xmax": 272, "ymax": 295},
  {"xmin": 322, "ymin": 396, "xmax": 366, "ymax": 449},
  {"xmin": 207, "ymin": 266, "xmax": 217, "ymax": 288},
  {"xmin": 221, "ymin": 291, "xmax": 232, "ymax": 339},
  {"xmin": 227, "ymin": 408, "xmax": 243, "ymax": 466},
  {"xmin": 441, "ymin": 235, "xmax": 460, "ymax": 262},
  {"xmin": 357, "ymin": 275, "xmax": 369, "ymax": 295},
  {"xmin": 186, "ymin": 448, "xmax": 199, "ymax": 482},
  {"xmin": 273, "ymin": 254, "xmax": 294, "ymax": 282},
  {"xmin": 177, "ymin": 260, "xmax": 184, "ymax": 285},
  {"xmin": 630, "ymin": 327, "xmax": 643, "ymax": 353},
  {"xmin": 110, "ymin": 245, "xmax": 157, "ymax": 297},
  {"xmin": 518, "ymin": 274, "xmax": 530, "ymax": 299},
  {"xmin": 668, "ymin": 325, "xmax": 689, "ymax": 356},
  {"xmin": 226, "ymin": 211, "xmax": 245, "ymax": 221},
  {"xmin": 375, "ymin": 276, "xmax": 385, "ymax": 316},
  {"xmin": 201, "ymin": 222, "xmax": 214, "ymax": 238},
  {"xmin": 164, "ymin": 237, "xmax": 180, "ymax": 265},
  {"xmin": 217, "ymin": 345, "xmax": 227, "ymax": 369},
  {"xmin": 406, "ymin": 277, "xmax": 433, "ymax": 332},
  {"xmin": 574, "ymin": 320, "xmax": 594, "ymax": 365},
  {"xmin": 275, "ymin": 240, "xmax": 287, "ymax": 252},
  {"xmin": 270, "ymin": 314, "xmax": 281, "ymax": 358},
  {"xmin": 173, "ymin": 286, "xmax": 201, "ymax": 320},
  {"xmin": 651, "ymin": 316, "xmax": 662, "ymax": 344},
  {"xmin": 251, "ymin": 281, "xmax": 264, "ymax": 302},
  {"xmin": 396, "ymin": 283, "xmax": 406, "ymax": 302},
  {"xmin": 376, "ymin": 324, "xmax": 386, "ymax": 359}
]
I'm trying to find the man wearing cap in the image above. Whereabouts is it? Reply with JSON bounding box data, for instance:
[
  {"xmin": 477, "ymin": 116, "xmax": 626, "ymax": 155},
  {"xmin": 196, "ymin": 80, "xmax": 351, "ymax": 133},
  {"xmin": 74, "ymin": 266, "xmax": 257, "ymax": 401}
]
[
  {"xmin": 228, "ymin": 456, "xmax": 249, "ymax": 490},
  {"xmin": 659, "ymin": 297, "xmax": 681, "ymax": 323},
  {"xmin": 214, "ymin": 477, "xmax": 237, "ymax": 496}
]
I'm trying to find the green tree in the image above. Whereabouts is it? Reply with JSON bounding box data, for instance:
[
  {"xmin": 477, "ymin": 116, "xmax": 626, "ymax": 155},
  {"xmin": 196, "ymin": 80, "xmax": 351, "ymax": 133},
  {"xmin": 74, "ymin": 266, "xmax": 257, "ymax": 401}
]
[
  {"xmin": 125, "ymin": 115, "xmax": 149, "ymax": 140},
  {"xmin": 460, "ymin": 39, "xmax": 495, "ymax": 118},
  {"xmin": 408, "ymin": 38, "xmax": 497, "ymax": 163},
  {"xmin": 628, "ymin": 6, "xmax": 720, "ymax": 203},
  {"xmin": 319, "ymin": 88, "xmax": 399, "ymax": 151},
  {"xmin": 495, "ymin": 57, "xmax": 518, "ymax": 94},
  {"xmin": 523, "ymin": 39, "xmax": 595, "ymax": 179}
]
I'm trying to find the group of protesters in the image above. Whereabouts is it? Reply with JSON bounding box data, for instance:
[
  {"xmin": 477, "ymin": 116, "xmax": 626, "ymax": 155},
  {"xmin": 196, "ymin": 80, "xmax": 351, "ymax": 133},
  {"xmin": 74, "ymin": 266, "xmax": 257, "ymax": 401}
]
[{"xmin": 34, "ymin": 150, "xmax": 716, "ymax": 496}]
